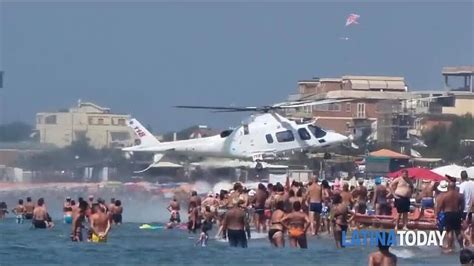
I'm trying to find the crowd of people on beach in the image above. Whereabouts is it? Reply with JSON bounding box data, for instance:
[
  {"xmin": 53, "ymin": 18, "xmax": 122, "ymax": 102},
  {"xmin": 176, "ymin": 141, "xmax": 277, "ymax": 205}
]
[
  {"xmin": 1, "ymin": 169, "xmax": 474, "ymax": 265},
  {"xmin": 164, "ymin": 169, "xmax": 474, "ymax": 265}
]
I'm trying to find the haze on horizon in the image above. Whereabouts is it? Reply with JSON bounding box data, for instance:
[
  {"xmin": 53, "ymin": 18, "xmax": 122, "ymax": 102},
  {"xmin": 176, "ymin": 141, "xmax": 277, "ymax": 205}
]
[{"xmin": 1, "ymin": 1, "xmax": 473, "ymax": 132}]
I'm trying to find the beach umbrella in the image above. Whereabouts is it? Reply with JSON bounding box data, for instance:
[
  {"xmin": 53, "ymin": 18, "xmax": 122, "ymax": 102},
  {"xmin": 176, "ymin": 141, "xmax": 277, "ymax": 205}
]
[
  {"xmin": 388, "ymin": 167, "xmax": 445, "ymax": 181},
  {"xmin": 432, "ymin": 164, "xmax": 467, "ymax": 179}
]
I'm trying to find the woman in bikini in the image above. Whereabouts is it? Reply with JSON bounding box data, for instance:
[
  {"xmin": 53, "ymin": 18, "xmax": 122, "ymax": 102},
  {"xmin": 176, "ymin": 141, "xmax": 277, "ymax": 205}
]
[
  {"xmin": 331, "ymin": 193, "xmax": 353, "ymax": 248},
  {"xmin": 268, "ymin": 200, "xmax": 286, "ymax": 247},
  {"xmin": 281, "ymin": 201, "xmax": 310, "ymax": 249}
]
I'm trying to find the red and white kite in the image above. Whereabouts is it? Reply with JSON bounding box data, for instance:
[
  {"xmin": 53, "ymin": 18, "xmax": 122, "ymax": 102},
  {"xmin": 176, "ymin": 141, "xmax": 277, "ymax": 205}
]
[{"xmin": 345, "ymin": 13, "xmax": 360, "ymax": 26}]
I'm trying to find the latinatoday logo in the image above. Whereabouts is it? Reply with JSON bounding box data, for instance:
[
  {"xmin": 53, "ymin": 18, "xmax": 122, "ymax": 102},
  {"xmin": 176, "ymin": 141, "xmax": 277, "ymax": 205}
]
[{"xmin": 342, "ymin": 229, "xmax": 446, "ymax": 247}]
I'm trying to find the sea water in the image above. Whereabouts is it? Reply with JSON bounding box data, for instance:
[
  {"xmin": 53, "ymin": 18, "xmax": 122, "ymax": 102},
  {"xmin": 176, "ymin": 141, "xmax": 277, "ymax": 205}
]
[{"xmin": 0, "ymin": 218, "xmax": 458, "ymax": 265}]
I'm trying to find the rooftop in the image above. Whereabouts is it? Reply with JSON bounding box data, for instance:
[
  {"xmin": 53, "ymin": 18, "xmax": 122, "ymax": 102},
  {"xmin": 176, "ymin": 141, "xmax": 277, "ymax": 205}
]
[{"xmin": 442, "ymin": 66, "xmax": 474, "ymax": 75}]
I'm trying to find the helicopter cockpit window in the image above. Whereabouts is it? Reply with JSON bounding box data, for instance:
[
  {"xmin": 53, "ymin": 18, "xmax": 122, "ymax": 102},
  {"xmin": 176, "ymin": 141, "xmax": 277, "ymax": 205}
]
[
  {"xmin": 265, "ymin": 134, "xmax": 274, "ymax": 144},
  {"xmin": 308, "ymin": 125, "xmax": 327, "ymax": 138},
  {"xmin": 220, "ymin": 130, "xmax": 233, "ymax": 138},
  {"xmin": 276, "ymin": 130, "xmax": 295, "ymax": 143},
  {"xmin": 298, "ymin": 128, "xmax": 311, "ymax": 140}
]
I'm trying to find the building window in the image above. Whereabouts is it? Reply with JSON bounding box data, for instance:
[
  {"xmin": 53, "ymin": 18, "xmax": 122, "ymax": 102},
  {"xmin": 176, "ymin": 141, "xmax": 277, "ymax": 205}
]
[
  {"xmin": 357, "ymin": 103, "xmax": 366, "ymax": 118},
  {"xmin": 298, "ymin": 128, "xmax": 311, "ymax": 140},
  {"xmin": 36, "ymin": 115, "xmax": 43, "ymax": 124},
  {"xmin": 265, "ymin": 134, "xmax": 274, "ymax": 144},
  {"xmin": 346, "ymin": 103, "xmax": 351, "ymax": 112},
  {"xmin": 88, "ymin": 117, "xmax": 94, "ymax": 125},
  {"xmin": 98, "ymin": 118, "xmax": 104, "ymax": 125},
  {"xmin": 308, "ymin": 125, "xmax": 327, "ymax": 138},
  {"xmin": 328, "ymin": 103, "xmax": 341, "ymax": 112},
  {"xmin": 45, "ymin": 115, "xmax": 57, "ymax": 124},
  {"xmin": 276, "ymin": 130, "xmax": 295, "ymax": 142},
  {"xmin": 314, "ymin": 104, "xmax": 329, "ymax": 111},
  {"xmin": 110, "ymin": 131, "xmax": 130, "ymax": 141},
  {"xmin": 118, "ymin": 118, "xmax": 126, "ymax": 126}
]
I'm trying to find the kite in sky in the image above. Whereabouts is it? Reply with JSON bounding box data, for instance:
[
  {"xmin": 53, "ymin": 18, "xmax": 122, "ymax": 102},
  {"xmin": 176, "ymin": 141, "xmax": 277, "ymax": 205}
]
[{"xmin": 345, "ymin": 13, "xmax": 360, "ymax": 26}]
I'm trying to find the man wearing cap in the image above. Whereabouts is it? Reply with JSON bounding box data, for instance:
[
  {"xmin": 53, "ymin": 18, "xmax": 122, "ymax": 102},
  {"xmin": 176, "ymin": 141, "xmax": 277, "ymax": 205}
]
[
  {"xmin": 390, "ymin": 169, "xmax": 414, "ymax": 230},
  {"xmin": 436, "ymin": 181, "xmax": 464, "ymax": 253}
]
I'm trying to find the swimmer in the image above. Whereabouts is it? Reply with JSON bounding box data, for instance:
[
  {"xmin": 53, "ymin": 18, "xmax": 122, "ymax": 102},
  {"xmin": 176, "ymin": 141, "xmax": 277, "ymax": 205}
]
[
  {"xmin": 24, "ymin": 197, "xmax": 34, "ymax": 220},
  {"xmin": 90, "ymin": 203, "xmax": 111, "ymax": 243},
  {"xmin": 268, "ymin": 200, "xmax": 286, "ymax": 248},
  {"xmin": 281, "ymin": 201, "xmax": 310, "ymax": 249},
  {"xmin": 112, "ymin": 200, "xmax": 123, "ymax": 225},
  {"xmin": 222, "ymin": 198, "xmax": 249, "ymax": 248},
  {"xmin": 368, "ymin": 232, "xmax": 397, "ymax": 266},
  {"xmin": 71, "ymin": 200, "xmax": 88, "ymax": 242},
  {"xmin": 12, "ymin": 199, "xmax": 26, "ymax": 224}
]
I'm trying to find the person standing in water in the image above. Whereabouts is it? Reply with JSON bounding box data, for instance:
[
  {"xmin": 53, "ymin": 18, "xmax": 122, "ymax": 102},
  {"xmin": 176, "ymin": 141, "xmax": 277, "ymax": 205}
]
[
  {"xmin": 32, "ymin": 198, "xmax": 51, "ymax": 229},
  {"xmin": 112, "ymin": 200, "xmax": 122, "ymax": 225},
  {"xmin": 281, "ymin": 201, "xmax": 310, "ymax": 249},
  {"xmin": 436, "ymin": 181, "xmax": 464, "ymax": 253},
  {"xmin": 331, "ymin": 194, "xmax": 353, "ymax": 248},
  {"xmin": 368, "ymin": 232, "xmax": 397, "ymax": 266},
  {"xmin": 90, "ymin": 203, "xmax": 111, "ymax": 243},
  {"xmin": 24, "ymin": 197, "xmax": 34, "ymax": 220},
  {"xmin": 12, "ymin": 199, "xmax": 26, "ymax": 224},
  {"xmin": 268, "ymin": 200, "xmax": 286, "ymax": 248},
  {"xmin": 222, "ymin": 198, "xmax": 249, "ymax": 248},
  {"xmin": 71, "ymin": 200, "xmax": 88, "ymax": 242},
  {"xmin": 63, "ymin": 197, "xmax": 73, "ymax": 224},
  {"xmin": 167, "ymin": 197, "xmax": 181, "ymax": 229},
  {"xmin": 306, "ymin": 177, "xmax": 323, "ymax": 236}
]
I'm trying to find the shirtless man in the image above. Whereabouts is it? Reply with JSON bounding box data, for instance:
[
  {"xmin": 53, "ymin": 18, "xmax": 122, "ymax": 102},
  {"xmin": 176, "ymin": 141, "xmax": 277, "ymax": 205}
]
[
  {"xmin": 368, "ymin": 232, "xmax": 397, "ymax": 266},
  {"xmin": 340, "ymin": 183, "xmax": 354, "ymax": 208},
  {"xmin": 24, "ymin": 197, "xmax": 34, "ymax": 220},
  {"xmin": 71, "ymin": 200, "xmax": 88, "ymax": 242},
  {"xmin": 436, "ymin": 182, "xmax": 464, "ymax": 253},
  {"xmin": 254, "ymin": 183, "xmax": 268, "ymax": 233},
  {"xmin": 13, "ymin": 199, "xmax": 26, "ymax": 224},
  {"xmin": 90, "ymin": 203, "xmax": 111, "ymax": 243},
  {"xmin": 373, "ymin": 178, "xmax": 390, "ymax": 216},
  {"xmin": 390, "ymin": 170, "xmax": 414, "ymax": 230},
  {"xmin": 353, "ymin": 178, "xmax": 368, "ymax": 214},
  {"xmin": 306, "ymin": 177, "xmax": 323, "ymax": 235},
  {"xmin": 222, "ymin": 198, "xmax": 249, "ymax": 248},
  {"xmin": 189, "ymin": 191, "xmax": 201, "ymax": 212},
  {"xmin": 167, "ymin": 197, "xmax": 181, "ymax": 228},
  {"xmin": 418, "ymin": 180, "xmax": 435, "ymax": 219},
  {"xmin": 63, "ymin": 197, "xmax": 73, "ymax": 224},
  {"xmin": 281, "ymin": 201, "xmax": 311, "ymax": 249},
  {"xmin": 32, "ymin": 198, "xmax": 49, "ymax": 229}
]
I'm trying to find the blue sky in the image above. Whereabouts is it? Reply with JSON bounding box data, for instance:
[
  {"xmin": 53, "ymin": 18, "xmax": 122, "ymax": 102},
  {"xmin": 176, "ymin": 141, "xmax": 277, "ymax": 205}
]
[{"xmin": 1, "ymin": 1, "xmax": 473, "ymax": 132}]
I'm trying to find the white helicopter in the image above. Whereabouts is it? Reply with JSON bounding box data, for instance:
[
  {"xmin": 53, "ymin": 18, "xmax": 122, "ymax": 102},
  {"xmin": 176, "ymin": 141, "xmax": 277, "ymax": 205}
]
[{"xmin": 123, "ymin": 100, "xmax": 352, "ymax": 172}]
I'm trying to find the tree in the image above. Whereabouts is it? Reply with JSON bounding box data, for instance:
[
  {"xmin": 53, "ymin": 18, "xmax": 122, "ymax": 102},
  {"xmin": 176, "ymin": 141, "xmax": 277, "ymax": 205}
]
[{"xmin": 421, "ymin": 114, "xmax": 474, "ymax": 161}]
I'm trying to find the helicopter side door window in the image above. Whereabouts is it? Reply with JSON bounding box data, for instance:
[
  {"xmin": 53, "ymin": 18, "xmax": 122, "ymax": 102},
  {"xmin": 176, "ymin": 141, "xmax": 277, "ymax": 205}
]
[
  {"xmin": 276, "ymin": 130, "xmax": 295, "ymax": 143},
  {"xmin": 308, "ymin": 125, "xmax": 327, "ymax": 138},
  {"xmin": 265, "ymin": 134, "xmax": 274, "ymax": 144},
  {"xmin": 297, "ymin": 128, "xmax": 311, "ymax": 140}
]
